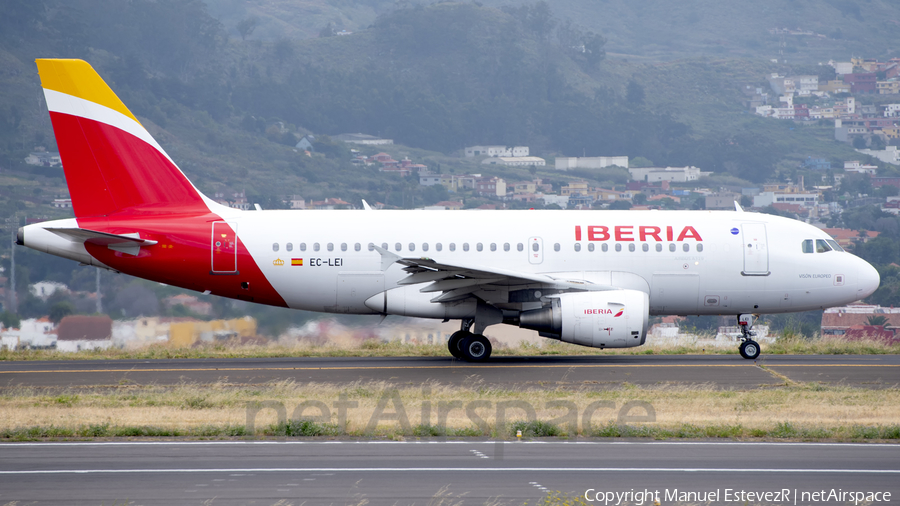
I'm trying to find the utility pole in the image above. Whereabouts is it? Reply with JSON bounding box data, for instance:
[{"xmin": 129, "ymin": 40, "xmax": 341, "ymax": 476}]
[
  {"xmin": 8, "ymin": 214, "xmax": 17, "ymax": 315},
  {"xmin": 95, "ymin": 268, "xmax": 102, "ymax": 314}
]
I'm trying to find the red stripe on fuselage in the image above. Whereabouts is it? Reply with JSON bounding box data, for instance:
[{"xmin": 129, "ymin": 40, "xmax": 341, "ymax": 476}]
[
  {"xmin": 80, "ymin": 215, "xmax": 288, "ymax": 308},
  {"xmin": 49, "ymin": 112, "xmax": 207, "ymax": 218}
]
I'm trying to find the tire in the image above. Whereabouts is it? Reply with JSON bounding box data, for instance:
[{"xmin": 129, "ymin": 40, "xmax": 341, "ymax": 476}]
[
  {"xmin": 739, "ymin": 340, "xmax": 760, "ymax": 360},
  {"xmin": 448, "ymin": 331, "xmax": 469, "ymax": 359},
  {"xmin": 460, "ymin": 334, "xmax": 492, "ymax": 362}
]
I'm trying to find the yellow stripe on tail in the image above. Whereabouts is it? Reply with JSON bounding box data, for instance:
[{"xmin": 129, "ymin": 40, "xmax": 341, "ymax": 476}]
[{"xmin": 36, "ymin": 58, "xmax": 141, "ymax": 125}]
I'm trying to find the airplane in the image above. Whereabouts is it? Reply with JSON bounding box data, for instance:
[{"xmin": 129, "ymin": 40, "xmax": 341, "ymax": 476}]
[{"xmin": 18, "ymin": 59, "xmax": 880, "ymax": 362}]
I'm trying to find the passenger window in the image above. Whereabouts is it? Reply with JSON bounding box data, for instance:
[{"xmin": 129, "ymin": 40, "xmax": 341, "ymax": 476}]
[
  {"xmin": 826, "ymin": 239, "xmax": 843, "ymax": 252},
  {"xmin": 655, "ymin": 243, "xmax": 662, "ymax": 252},
  {"xmin": 816, "ymin": 239, "xmax": 832, "ymax": 253},
  {"xmin": 436, "ymin": 243, "xmax": 443, "ymax": 251},
  {"xmin": 490, "ymin": 243, "xmax": 497, "ymax": 252},
  {"xmin": 642, "ymin": 244, "xmax": 649, "ymax": 252},
  {"xmin": 629, "ymin": 244, "xmax": 636, "ymax": 252},
  {"xmin": 395, "ymin": 242, "xmax": 402, "ymax": 252},
  {"xmin": 615, "ymin": 244, "xmax": 622, "ymax": 252},
  {"xmin": 381, "ymin": 242, "xmax": 388, "ymax": 250},
  {"xmin": 422, "ymin": 243, "xmax": 429, "ymax": 252},
  {"xmin": 517, "ymin": 243, "xmax": 523, "ymax": 252},
  {"xmin": 327, "ymin": 243, "xmax": 334, "ymax": 252},
  {"xmin": 588, "ymin": 243, "xmax": 595, "ymax": 252},
  {"xmin": 574, "ymin": 243, "xmax": 581, "ymax": 252},
  {"xmin": 683, "ymin": 243, "xmax": 689, "ymax": 252},
  {"xmin": 802, "ymin": 239, "xmax": 814, "ymax": 254},
  {"xmin": 341, "ymin": 243, "xmax": 347, "ymax": 252},
  {"xmin": 300, "ymin": 243, "xmax": 307, "ymax": 251},
  {"xmin": 314, "ymin": 243, "xmax": 320, "ymax": 252},
  {"xmin": 409, "ymin": 243, "xmax": 415, "ymax": 252},
  {"xmin": 554, "ymin": 243, "xmax": 560, "ymax": 252},
  {"xmin": 286, "ymin": 243, "xmax": 293, "ymax": 252},
  {"xmin": 272, "ymin": 243, "xmax": 279, "ymax": 252},
  {"xmin": 450, "ymin": 243, "xmax": 456, "ymax": 251},
  {"xmin": 532, "ymin": 242, "xmax": 539, "ymax": 252},
  {"xmin": 463, "ymin": 243, "xmax": 470, "ymax": 251},
  {"xmin": 503, "ymin": 243, "xmax": 510, "ymax": 251},
  {"xmin": 355, "ymin": 243, "xmax": 361, "ymax": 251},
  {"xmin": 476, "ymin": 243, "xmax": 483, "ymax": 252},
  {"xmin": 602, "ymin": 243, "xmax": 608, "ymax": 252},
  {"xmin": 697, "ymin": 244, "xmax": 703, "ymax": 252},
  {"xmin": 669, "ymin": 243, "xmax": 676, "ymax": 252}
]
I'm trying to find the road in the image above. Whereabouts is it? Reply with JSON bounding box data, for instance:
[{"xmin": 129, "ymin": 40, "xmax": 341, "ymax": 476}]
[
  {"xmin": 0, "ymin": 440, "xmax": 897, "ymax": 505},
  {"xmin": 1, "ymin": 355, "xmax": 898, "ymax": 389}
]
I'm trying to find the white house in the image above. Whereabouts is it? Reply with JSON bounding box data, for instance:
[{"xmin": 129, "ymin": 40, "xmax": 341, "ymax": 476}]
[
  {"xmin": 753, "ymin": 192, "xmax": 819, "ymax": 208},
  {"xmin": 628, "ymin": 166, "xmax": 707, "ymax": 183},
  {"xmin": 465, "ymin": 145, "xmax": 529, "ymax": 158},
  {"xmin": 555, "ymin": 156, "xmax": 628, "ymax": 171},
  {"xmin": 856, "ymin": 146, "xmax": 900, "ymax": 165},
  {"xmin": 333, "ymin": 133, "xmax": 393, "ymax": 145},
  {"xmin": 480, "ymin": 156, "xmax": 545, "ymax": 167},
  {"xmin": 540, "ymin": 194, "xmax": 570, "ymax": 209},
  {"xmin": 3, "ymin": 318, "xmax": 57, "ymax": 349},
  {"xmin": 30, "ymin": 281, "xmax": 68, "ymax": 300}
]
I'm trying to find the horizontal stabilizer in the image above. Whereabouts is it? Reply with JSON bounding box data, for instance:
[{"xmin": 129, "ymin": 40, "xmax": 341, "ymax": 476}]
[{"xmin": 46, "ymin": 228, "xmax": 158, "ymax": 256}]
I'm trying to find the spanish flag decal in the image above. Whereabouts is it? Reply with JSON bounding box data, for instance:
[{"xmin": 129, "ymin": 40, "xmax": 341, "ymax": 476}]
[{"xmin": 291, "ymin": 258, "xmax": 303, "ymax": 266}]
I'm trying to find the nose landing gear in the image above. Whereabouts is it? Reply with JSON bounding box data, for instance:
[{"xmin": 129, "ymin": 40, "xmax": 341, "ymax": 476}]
[{"xmin": 737, "ymin": 313, "xmax": 761, "ymax": 360}]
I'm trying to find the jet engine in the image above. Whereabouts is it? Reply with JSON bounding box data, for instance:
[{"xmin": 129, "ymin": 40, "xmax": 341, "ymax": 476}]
[{"xmin": 513, "ymin": 290, "xmax": 649, "ymax": 349}]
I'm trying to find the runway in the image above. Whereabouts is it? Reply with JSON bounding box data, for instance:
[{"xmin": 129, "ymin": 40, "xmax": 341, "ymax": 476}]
[
  {"xmin": 0, "ymin": 441, "xmax": 897, "ymax": 505},
  {"xmin": 1, "ymin": 354, "xmax": 898, "ymax": 390}
]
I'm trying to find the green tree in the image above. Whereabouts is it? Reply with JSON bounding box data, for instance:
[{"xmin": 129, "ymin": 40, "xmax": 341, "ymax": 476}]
[
  {"xmin": 866, "ymin": 315, "xmax": 889, "ymax": 327},
  {"xmin": 626, "ymin": 78, "xmax": 645, "ymax": 106},
  {"xmin": 236, "ymin": 16, "xmax": 259, "ymax": 41},
  {"xmin": 48, "ymin": 301, "xmax": 75, "ymax": 324},
  {"xmin": 0, "ymin": 311, "xmax": 20, "ymax": 330}
]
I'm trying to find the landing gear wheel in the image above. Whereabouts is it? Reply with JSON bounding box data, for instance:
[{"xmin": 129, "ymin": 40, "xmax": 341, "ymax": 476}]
[
  {"xmin": 739, "ymin": 340, "xmax": 760, "ymax": 360},
  {"xmin": 459, "ymin": 334, "xmax": 492, "ymax": 362},
  {"xmin": 448, "ymin": 331, "xmax": 469, "ymax": 359}
]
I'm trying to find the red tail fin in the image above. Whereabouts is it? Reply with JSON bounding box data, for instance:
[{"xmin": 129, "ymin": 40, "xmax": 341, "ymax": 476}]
[{"xmin": 36, "ymin": 59, "xmax": 209, "ymax": 218}]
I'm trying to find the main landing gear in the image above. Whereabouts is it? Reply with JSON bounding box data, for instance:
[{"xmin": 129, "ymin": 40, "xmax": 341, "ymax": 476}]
[
  {"xmin": 737, "ymin": 313, "xmax": 761, "ymax": 360},
  {"xmin": 448, "ymin": 319, "xmax": 493, "ymax": 362}
]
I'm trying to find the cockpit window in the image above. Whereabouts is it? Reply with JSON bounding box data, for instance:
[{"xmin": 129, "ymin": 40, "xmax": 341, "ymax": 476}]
[
  {"xmin": 826, "ymin": 239, "xmax": 844, "ymax": 252},
  {"xmin": 802, "ymin": 239, "xmax": 814, "ymax": 254},
  {"xmin": 816, "ymin": 239, "xmax": 832, "ymax": 253}
]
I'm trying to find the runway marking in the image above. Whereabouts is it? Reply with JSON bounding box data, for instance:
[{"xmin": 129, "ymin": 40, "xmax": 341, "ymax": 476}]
[
  {"xmin": 1, "ymin": 467, "xmax": 898, "ymax": 475},
  {"xmin": 4, "ymin": 441, "xmax": 899, "ymax": 448},
  {"xmin": 0, "ymin": 363, "xmax": 896, "ymax": 375}
]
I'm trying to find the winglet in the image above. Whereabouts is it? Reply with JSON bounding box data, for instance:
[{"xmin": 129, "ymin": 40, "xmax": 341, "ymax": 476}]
[
  {"xmin": 362, "ymin": 199, "xmax": 373, "ymax": 211},
  {"xmin": 734, "ymin": 201, "xmax": 744, "ymax": 212}
]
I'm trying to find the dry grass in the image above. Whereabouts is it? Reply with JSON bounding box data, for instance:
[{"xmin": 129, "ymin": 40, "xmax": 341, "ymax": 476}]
[
  {"xmin": 1, "ymin": 334, "xmax": 897, "ymax": 361},
  {"xmin": 1, "ymin": 380, "xmax": 898, "ymax": 441}
]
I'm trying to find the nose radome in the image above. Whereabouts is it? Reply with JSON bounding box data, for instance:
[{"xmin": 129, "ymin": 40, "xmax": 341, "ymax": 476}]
[{"xmin": 857, "ymin": 259, "xmax": 880, "ymax": 299}]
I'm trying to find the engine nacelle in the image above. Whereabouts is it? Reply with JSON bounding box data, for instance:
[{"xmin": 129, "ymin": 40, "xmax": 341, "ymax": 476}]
[{"xmin": 516, "ymin": 290, "xmax": 649, "ymax": 349}]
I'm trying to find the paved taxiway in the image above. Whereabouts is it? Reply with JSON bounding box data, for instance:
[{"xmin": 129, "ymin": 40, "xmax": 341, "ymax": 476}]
[
  {"xmin": 0, "ymin": 441, "xmax": 897, "ymax": 505},
  {"xmin": 1, "ymin": 355, "xmax": 898, "ymax": 389}
]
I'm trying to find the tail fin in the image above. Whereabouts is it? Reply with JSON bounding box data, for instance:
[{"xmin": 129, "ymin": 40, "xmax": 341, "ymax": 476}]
[{"xmin": 36, "ymin": 59, "xmax": 209, "ymax": 218}]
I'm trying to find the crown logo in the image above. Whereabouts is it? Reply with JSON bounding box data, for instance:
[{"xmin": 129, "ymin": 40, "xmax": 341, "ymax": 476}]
[{"xmin": 273, "ymin": 258, "xmax": 284, "ymax": 266}]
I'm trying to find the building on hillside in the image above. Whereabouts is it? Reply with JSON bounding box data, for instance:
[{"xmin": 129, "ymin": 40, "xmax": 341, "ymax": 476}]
[
  {"xmin": 705, "ymin": 193, "xmax": 741, "ymax": 210},
  {"xmin": 419, "ymin": 171, "xmax": 443, "ymax": 186},
  {"xmin": 333, "ymin": 133, "xmax": 393, "ymax": 145},
  {"xmin": 464, "ymin": 145, "xmax": 528, "ymax": 157},
  {"xmin": 424, "ymin": 201, "xmax": 463, "ymax": 210},
  {"xmin": 295, "ymin": 135, "xmax": 315, "ymax": 151},
  {"xmin": 753, "ymin": 192, "xmax": 819, "ymax": 208},
  {"xmin": 286, "ymin": 195, "xmax": 306, "ymax": 209},
  {"xmin": 56, "ymin": 315, "xmax": 113, "ymax": 352},
  {"xmin": 24, "ymin": 150, "xmax": 62, "ymax": 167},
  {"xmin": 475, "ymin": 177, "xmax": 506, "ymax": 198},
  {"xmin": 843, "ymin": 73, "xmax": 877, "ymax": 94},
  {"xmin": 0, "ymin": 318, "xmax": 57, "ymax": 349},
  {"xmin": 856, "ymin": 146, "xmax": 900, "ymax": 165},
  {"xmin": 844, "ymin": 160, "xmax": 878, "ymax": 175},
  {"xmin": 802, "ymin": 157, "xmax": 831, "ymax": 171},
  {"xmin": 309, "ymin": 198, "xmax": 353, "ymax": 210},
  {"xmin": 877, "ymin": 81, "xmax": 900, "ymax": 95},
  {"xmin": 30, "ymin": 281, "xmax": 68, "ymax": 300},
  {"xmin": 541, "ymin": 194, "xmax": 569, "ymax": 208},
  {"xmin": 480, "ymin": 156, "xmax": 545, "ymax": 167},
  {"xmin": 628, "ymin": 166, "xmax": 706, "ymax": 183},
  {"xmin": 821, "ymin": 228, "xmax": 880, "ymax": 248},
  {"xmin": 555, "ymin": 156, "xmax": 628, "ymax": 171},
  {"xmin": 821, "ymin": 305, "xmax": 900, "ymax": 343}
]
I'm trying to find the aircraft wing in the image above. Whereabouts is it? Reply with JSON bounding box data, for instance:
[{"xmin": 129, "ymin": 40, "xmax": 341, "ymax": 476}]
[
  {"xmin": 375, "ymin": 246, "xmax": 613, "ymax": 303},
  {"xmin": 46, "ymin": 228, "xmax": 158, "ymax": 256}
]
